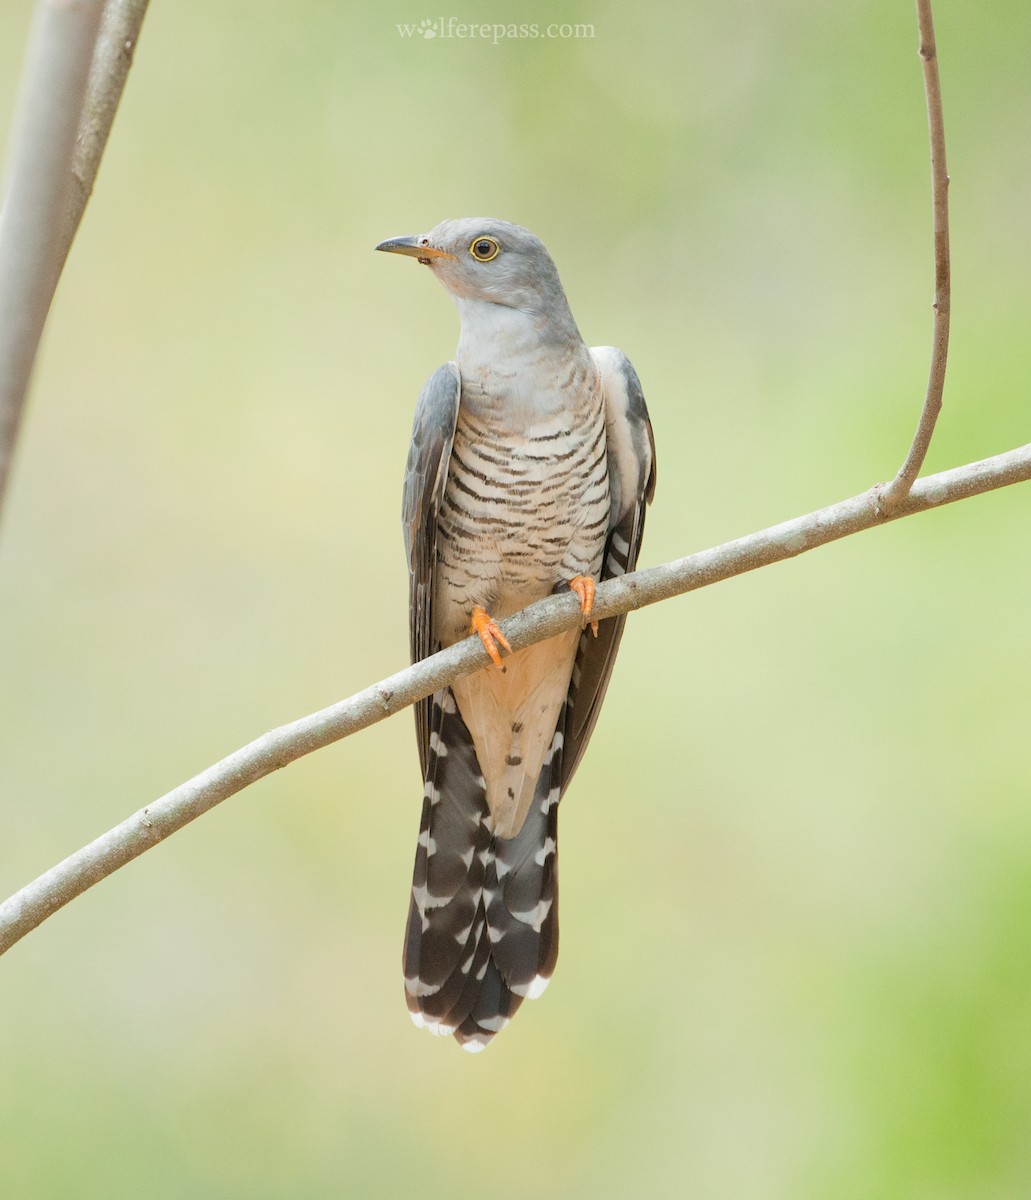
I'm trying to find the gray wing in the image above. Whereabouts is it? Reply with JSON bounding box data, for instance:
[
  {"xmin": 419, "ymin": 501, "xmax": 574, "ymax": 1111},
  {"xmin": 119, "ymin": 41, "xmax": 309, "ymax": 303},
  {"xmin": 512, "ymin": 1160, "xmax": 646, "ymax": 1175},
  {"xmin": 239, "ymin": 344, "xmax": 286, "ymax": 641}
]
[
  {"xmin": 401, "ymin": 361, "xmax": 462, "ymax": 779},
  {"xmin": 560, "ymin": 347, "xmax": 657, "ymax": 791}
]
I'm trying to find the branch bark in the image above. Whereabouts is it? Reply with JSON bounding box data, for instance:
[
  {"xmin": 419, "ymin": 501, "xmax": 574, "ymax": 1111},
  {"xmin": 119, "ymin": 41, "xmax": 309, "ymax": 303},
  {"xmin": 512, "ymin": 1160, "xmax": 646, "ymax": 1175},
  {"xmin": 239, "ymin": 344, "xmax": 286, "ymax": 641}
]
[
  {"xmin": 878, "ymin": 0, "xmax": 951, "ymax": 512},
  {"xmin": 0, "ymin": 0, "xmax": 149, "ymax": 520},
  {"xmin": 2, "ymin": 442, "xmax": 1028, "ymax": 958},
  {"xmin": 61, "ymin": 0, "xmax": 150, "ymax": 273}
]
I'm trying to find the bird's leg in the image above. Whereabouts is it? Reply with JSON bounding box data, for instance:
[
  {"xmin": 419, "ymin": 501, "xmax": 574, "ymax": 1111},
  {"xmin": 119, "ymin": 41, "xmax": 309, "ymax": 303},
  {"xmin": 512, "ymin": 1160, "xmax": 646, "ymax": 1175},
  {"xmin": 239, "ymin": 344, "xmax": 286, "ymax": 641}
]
[
  {"xmin": 568, "ymin": 576, "xmax": 599, "ymax": 637},
  {"xmin": 470, "ymin": 606, "xmax": 512, "ymax": 670}
]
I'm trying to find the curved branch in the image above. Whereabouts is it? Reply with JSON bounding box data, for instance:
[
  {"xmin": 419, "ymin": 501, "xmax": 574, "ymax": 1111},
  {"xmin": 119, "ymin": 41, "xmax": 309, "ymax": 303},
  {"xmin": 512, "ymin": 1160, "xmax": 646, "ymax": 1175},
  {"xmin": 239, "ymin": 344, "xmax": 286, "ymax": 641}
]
[
  {"xmin": 0, "ymin": 0, "xmax": 149, "ymax": 521},
  {"xmin": 879, "ymin": 0, "xmax": 951, "ymax": 512},
  {"xmin": 2, "ymin": 442, "xmax": 1028, "ymax": 958}
]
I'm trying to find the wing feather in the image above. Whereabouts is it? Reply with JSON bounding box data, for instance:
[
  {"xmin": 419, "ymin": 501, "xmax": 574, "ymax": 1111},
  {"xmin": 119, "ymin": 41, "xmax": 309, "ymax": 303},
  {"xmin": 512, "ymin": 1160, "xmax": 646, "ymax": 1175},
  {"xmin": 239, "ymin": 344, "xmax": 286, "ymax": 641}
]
[
  {"xmin": 560, "ymin": 347, "xmax": 656, "ymax": 791},
  {"xmin": 401, "ymin": 362, "xmax": 462, "ymax": 777}
]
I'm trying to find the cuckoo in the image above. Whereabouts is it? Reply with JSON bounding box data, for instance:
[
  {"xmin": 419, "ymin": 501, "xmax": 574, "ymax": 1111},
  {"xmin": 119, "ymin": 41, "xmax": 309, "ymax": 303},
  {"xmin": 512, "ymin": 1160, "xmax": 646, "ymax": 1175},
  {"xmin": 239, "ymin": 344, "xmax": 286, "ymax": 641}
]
[{"xmin": 377, "ymin": 218, "xmax": 656, "ymax": 1051}]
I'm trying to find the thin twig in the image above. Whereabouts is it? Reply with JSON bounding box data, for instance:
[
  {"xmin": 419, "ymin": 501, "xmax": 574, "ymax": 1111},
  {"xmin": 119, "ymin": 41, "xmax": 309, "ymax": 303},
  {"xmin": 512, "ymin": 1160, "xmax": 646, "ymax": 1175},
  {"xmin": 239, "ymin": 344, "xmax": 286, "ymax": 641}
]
[
  {"xmin": 0, "ymin": 0, "xmax": 149, "ymax": 522},
  {"xmin": 878, "ymin": 0, "xmax": 951, "ymax": 512},
  {"xmin": 2, "ymin": 442, "xmax": 1029, "ymax": 958}
]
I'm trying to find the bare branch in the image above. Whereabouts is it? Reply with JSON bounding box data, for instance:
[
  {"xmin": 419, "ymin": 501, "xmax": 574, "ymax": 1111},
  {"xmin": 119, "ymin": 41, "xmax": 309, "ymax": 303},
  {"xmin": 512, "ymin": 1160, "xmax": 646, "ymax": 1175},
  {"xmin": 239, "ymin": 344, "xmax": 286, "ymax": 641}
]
[
  {"xmin": 0, "ymin": 0, "xmax": 105, "ymax": 511},
  {"xmin": 2, "ymin": 442, "xmax": 1028, "ymax": 958},
  {"xmin": 878, "ymin": 0, "xmax": 951, "ymax": 513},
  {"xmin": 0, "ymin": 0, "xmax": 149, "ymax": 521},
  {"xmin": 61, "ymin": 0, "xmax": 150, "ymax": 272}
]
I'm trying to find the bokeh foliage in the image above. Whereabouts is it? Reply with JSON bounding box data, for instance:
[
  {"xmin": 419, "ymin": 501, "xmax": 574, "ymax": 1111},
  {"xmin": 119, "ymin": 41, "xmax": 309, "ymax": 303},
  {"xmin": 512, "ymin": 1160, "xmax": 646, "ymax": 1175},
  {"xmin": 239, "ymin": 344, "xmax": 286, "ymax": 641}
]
[{"xmin": 1, "ymin": 1, "xmax": 1029, "ymax": 1196}]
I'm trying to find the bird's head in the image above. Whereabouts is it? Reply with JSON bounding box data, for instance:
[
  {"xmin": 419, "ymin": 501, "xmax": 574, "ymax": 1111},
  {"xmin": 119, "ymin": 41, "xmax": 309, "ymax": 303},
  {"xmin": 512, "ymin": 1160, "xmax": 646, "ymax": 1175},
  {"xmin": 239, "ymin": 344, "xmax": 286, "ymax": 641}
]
[{"xmin": 375, "ymin": 218, "xmax": 571, "ymax": 319}]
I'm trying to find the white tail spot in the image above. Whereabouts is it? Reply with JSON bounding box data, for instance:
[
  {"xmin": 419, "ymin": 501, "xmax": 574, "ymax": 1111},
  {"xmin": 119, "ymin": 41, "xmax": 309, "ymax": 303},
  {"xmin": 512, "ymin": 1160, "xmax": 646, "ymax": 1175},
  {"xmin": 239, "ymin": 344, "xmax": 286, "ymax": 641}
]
[
  {"xmin": 405, "ymin": 973, "xmax": 443, "ymax": 999},
  {"xmin": 540, "ymin": 786, "xmax": 560, "ymax": 814},
  {"xmin": 511, "ymin": 973, "xmax": 551, "ymax": 1000},
  {"xmin": 411, "ymin": 882, "xmax": 448, "ymax": 913},
  {"xmin": 533, "ymin": 837, "xmax": 556, "ymax": 866},
  {"xmin": 510, "ymin": 897, "xmax": 553, "ymax": 932}
]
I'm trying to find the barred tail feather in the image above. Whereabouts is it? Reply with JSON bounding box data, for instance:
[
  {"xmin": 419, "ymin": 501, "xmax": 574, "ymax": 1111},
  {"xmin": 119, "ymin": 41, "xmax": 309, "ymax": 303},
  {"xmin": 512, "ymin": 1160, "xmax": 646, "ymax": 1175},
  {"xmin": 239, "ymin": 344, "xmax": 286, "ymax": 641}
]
[
  {"xmin": 404, "ymin": 692, "xmax": 566, "ymax": 1051},
  {"xmin": 483, "ymin": 724, "xmax": 563, "ymax": 996},
  {"xmin": 403, "ymin": 689, "xmax": 492, "ymax": 1033}
]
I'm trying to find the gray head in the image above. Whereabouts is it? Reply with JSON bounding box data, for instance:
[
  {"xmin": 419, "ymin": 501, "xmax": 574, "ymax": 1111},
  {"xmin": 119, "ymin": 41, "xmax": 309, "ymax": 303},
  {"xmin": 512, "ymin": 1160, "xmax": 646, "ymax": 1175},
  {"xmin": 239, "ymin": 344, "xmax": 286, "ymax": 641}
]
[{"xmin": 376, "ymin": 218, "xmax": 575, "ymax": 323}]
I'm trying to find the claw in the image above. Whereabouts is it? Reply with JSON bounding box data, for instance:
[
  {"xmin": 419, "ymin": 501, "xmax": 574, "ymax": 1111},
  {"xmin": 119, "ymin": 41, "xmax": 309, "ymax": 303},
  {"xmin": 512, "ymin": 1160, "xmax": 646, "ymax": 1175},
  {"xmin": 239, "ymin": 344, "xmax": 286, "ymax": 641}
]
[
  {"xmin": 470, "ymin": 606, "xmax": 511, "ymax": 669},
  {"xmin": 569, "ymin": 576, "xmax": 599, "ymax": 637}
]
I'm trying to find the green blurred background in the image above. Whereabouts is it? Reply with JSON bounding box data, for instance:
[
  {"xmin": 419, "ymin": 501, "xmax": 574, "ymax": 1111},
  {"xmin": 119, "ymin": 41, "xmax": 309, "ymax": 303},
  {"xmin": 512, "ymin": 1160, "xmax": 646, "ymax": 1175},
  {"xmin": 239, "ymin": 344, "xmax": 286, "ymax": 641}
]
[{"xmin": 1, "ymin": 1, "xmax": 1030, "ymax": 1196}]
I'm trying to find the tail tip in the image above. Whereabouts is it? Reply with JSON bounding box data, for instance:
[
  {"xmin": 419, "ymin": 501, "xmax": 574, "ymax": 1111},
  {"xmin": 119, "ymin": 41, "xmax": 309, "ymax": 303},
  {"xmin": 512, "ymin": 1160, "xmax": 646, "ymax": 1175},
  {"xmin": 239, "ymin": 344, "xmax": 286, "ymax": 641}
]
[
  {"xmin": 511, "ymin": 972, "xmax": 551, "ymax": 1000},
  {"xmin": 408, "ymin": 1007, "xmax": 456, "ymax": 1038}
]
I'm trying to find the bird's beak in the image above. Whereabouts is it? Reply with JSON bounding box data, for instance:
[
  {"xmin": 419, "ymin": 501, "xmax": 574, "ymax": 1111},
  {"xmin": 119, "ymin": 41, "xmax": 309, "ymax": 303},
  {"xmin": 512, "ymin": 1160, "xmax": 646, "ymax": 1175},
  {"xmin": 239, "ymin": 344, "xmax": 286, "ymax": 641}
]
[{"xmin": 375, "ymin": 235, "xmax": 456, "ymax": 264}]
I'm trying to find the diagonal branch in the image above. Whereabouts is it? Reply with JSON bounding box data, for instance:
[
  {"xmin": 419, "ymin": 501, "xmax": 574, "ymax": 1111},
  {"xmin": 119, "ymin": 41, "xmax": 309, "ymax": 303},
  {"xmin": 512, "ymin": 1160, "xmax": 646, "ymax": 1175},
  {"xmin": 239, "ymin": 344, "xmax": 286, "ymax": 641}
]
[
  {"xmin": 61, "ymin": 0, "xmax": 151, "ymax": 277},
  {"xmin": 0, "ymin": 0, "xmax": 149, "ymax": 522},
  {"xmin": 0, "ymin": 0, "xmax": 105, "ymax": 513},
  {"xmin": 2, "ymin": 442, "xmax": 1028, "ymax": 958},
  {"xmin": 878, "ymin": 0, "xmax": 951, "ymax": 512}
]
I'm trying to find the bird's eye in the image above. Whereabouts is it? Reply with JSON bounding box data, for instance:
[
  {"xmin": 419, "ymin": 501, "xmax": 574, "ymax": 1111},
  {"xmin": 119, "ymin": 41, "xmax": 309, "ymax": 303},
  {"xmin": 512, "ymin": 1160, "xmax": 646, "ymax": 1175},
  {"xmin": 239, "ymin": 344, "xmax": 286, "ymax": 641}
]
[{"xmin": 469, "ymin": 236, "xmax": 501, "ymax": 262}]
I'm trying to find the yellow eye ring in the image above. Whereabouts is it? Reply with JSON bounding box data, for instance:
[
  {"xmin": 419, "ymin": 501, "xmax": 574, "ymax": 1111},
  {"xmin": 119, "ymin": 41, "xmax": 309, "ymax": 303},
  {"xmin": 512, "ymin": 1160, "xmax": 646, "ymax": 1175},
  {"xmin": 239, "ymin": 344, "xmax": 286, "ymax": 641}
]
[{"xmin": 469, "ymin": 236, "xmax": 501, "ymax": 262}]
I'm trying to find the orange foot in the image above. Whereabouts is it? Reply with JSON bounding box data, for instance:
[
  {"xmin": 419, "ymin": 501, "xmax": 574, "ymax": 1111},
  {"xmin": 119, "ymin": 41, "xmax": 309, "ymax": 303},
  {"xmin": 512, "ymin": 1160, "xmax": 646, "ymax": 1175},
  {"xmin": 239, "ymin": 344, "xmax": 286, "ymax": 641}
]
[
  {"xmin": 470, "ymin": 606, "xmax": 512, "ymax": 670},
  {"xmin": 569, "ymin": 576, "xmax": 599, "ymax": 637}
]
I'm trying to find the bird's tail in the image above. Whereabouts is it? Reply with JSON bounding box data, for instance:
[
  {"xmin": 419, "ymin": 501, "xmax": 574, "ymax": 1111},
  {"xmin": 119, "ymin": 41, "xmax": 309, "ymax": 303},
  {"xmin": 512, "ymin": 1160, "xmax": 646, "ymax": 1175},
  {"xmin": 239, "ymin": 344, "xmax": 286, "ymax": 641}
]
[{"xmin": 403, "ymin": 688, "xmax": 562, "ymax": 1051}]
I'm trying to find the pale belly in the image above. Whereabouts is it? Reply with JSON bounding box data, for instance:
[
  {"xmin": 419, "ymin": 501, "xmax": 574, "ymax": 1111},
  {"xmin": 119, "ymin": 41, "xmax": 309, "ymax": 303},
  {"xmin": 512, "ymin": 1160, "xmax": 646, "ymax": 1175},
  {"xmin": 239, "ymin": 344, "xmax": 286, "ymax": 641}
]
[{"xmin": 433, "ymin": 413, "xmax": 609, "ymax": 837}]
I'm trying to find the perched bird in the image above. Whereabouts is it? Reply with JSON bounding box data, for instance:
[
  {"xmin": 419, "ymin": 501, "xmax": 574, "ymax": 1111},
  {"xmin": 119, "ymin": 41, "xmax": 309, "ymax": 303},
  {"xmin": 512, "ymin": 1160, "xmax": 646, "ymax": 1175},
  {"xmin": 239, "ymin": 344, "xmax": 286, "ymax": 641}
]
[{"xmin": 377, "ymin": 218, "xmax": 656, "ymax": 1051}]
